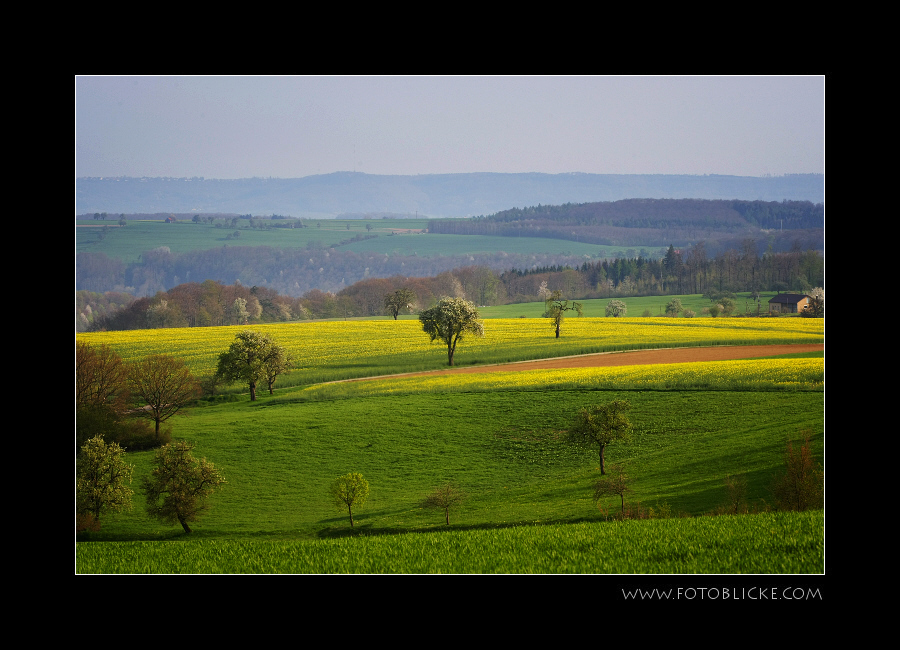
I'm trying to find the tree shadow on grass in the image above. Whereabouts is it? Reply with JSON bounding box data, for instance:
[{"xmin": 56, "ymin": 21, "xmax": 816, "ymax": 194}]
[{"xmin": 314, "ymin": 514, "xmax": 609, "ymax": 540}]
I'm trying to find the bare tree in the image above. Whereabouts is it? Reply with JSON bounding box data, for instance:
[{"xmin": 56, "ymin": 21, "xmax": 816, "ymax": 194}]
[
  {"xmin": 128, "ymin": 354, "xmax": 201, "ymax": 439},
  {"xmin": 422, "ymin": 484, "xmax": 466, "ymax": 525},
  {"xmin": 76, "ymin": 342, "xmax": 129, "ymax": 412},
  {"xmin": 384, "ymin": 288, "xmax": 417, "ymax": 320},
  {"xmin": 771, "ymin": 432, "xmax": 823, "ymax": 511},
  {"xmin": 544, "ymin": 290, "xmax": 583, "ymax": 338},
  {"xmin": 593, "ymin": 463, "xmax": 630, "ymax": 514}
]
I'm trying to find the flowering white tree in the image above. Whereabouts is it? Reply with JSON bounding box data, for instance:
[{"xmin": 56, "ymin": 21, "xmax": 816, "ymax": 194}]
[
  {"xmin": 419, "ymin": 297, "xmax": 484, "ymax": 366},
  {"xmin": 605, "ymin": 300, "xmax": 627, "ymax": 317}
]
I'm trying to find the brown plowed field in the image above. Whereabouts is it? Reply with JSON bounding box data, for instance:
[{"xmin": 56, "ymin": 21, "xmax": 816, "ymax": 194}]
[{"xmin": 348, "ymin": 344, "xmax": 823, "ymax": 382}]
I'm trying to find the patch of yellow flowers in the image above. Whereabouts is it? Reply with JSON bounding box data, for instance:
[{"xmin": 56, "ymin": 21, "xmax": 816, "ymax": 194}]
[{"xmin": 297, "ymin": 358, "xmax": 824, "ymax": 400}]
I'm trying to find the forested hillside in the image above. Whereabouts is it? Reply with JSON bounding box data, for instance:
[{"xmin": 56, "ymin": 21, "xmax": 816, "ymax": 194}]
[
  {"xmin": 76, "ymin": 198, "xmax": 823, "ymax": 299},
  {"xmin": 431, "ymin": 199, "xmax": 824, "ymax": 252},
  {"xmin": 78, "ymin": 244, "xmax": 823, "ymax": 331}
]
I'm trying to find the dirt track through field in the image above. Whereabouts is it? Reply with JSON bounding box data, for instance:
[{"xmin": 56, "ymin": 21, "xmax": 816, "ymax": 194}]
[{"xmin": 345, "ymin": 344, "xmax": 824, "ymax": 382}]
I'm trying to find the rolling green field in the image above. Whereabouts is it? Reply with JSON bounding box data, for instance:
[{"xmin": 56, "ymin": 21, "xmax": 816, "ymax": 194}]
[
  {"xmin": 76, "ymin": 316, "xmax": 824, "ymax": 574},
  {"xmin": 76, "ymin": 218, "xmax": 629, "ymax": 263}
]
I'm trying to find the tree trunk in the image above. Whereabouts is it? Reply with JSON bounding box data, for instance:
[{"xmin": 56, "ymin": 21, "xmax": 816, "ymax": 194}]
[
  {"xmin": 445, "ymin": 509, "xmax": 450, "ymax": 525},
  {"xmin": 555, "ymin": 323, "xmax": 561, "ymax": 338},
  {"xmin": 599, "ymin": 445, "xmax": 606, "ymax": 475},
  {"xmin": 178, "ymin": 514, "xmax": 192, "ymax": 534},
  {"xmin": 348, "ymin": 505, "xmax": 354, "ymax": 527},
  {"xmin": 249, "ymin": 381, "xmax": 257, "ymax": 401}
]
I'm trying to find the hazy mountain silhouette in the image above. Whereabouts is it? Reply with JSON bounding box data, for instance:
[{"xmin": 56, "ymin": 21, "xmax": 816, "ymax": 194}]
[{"xmin": 76, "ymin": 172, "xmax": 824, "ymax": 217}]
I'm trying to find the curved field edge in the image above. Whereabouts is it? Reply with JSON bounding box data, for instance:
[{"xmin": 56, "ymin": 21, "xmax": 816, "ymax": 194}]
[
  {"xmin": 286, "ymin": 358, "xmax": 824, "ymax": 402},
  {"xmin": 76, "ymin": 510, "xmax": 823, "ymax": 574}
]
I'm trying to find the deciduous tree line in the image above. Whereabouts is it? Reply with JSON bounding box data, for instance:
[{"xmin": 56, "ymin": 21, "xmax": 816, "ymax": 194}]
[
  {"xmin": 77, "ymin": 341, "xmax": 227, "ymax": 534},
  {"xmin": 76, "ymin": 341, "xmax": 201, "ymax": 450},
  {"xmin": 80, "ymin": 280, "xmax": 306, "ymax": 332},
  {"xmin": 76, "ymin": 330, "xmax": 294, "ymax": 534},
  {"xmin": 79, "ymin": 244, "xmax": 823, "ymax": 331}
]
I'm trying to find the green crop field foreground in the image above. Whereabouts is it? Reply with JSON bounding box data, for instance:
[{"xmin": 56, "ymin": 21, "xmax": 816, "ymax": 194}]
[{"xmin": 76, "ymin": 316, "xmax": 824, "ymax": 576}]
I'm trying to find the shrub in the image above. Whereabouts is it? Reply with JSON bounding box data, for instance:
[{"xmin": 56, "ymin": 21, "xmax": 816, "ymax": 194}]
[
  {"xmin": 722, "ymin": 473, "xmax": 748, "ymax": 514},
  {"xmin": 109, "ymin": 420, "xmax": 172, "ymax": 451},
  {"xmin": 76, "ymin": 513, "xmax": 102, "ymax": 533},
  {"xmin": 771, "ymin": 432, "xmax": 823, "ymax": 511},
  {"xmin": 593, "ymin": 463, "xmax": 630, "ymax": 513}
]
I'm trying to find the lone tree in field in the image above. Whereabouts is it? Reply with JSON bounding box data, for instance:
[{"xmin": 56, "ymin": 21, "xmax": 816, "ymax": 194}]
[
  {"xmin": 77, "ymin": 436, "xmax": 134, "ymax": 529},
  {"xmin": 422, "ymin": 483, "xmax": 466, "ymax": 525},
  {"xmin": 567, "ymin": 399, "xmax": 633, "ymax": 475},
  {"xmin": 142, "ymin": 440, "xmax": 226, "ymax": 534},
  {"xmin": 129, "ymin": 354, "xmax": 201, "ymax": 440},
  {"xmin": 384, "ymin": 288, "xmax": 417, "ymax": 320},
  {"xmin": 543, "ymin": 289, "xmax": 583, "ymax": 338},
  {"xmin": 215, "ymin": 330, "xmax": 293, "ymax": 400},
  {"xmin": 593, "ymin": 463, "xmax": 630, "ymax": 515},
  {"xmin": 330, "ymin": 472, "xmax": 369, "ymax": 527},
  {"xmin": 419, "ymin": 297, "xmax": 484, "ymax": 366},
  {"xmin": 605, "ymin": 299, "xmax": 627, "ymax": 318}
]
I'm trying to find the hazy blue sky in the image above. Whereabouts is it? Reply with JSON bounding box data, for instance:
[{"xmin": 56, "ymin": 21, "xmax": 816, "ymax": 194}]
[{"xmin": 75, "ymin": 76, "xmax": 824, "ymax": 179}]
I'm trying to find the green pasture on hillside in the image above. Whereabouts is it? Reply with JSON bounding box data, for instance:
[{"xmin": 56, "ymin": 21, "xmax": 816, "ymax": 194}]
[
  {"xmin": 79, "ymin": 387, "xmax": 823, "ymax": 539},
  {"xmin": 75, "ymin": 218, "xmax": 629, "ymax": 263},
  {"xmin": 477, "ymin": 293, "xmax": 784, "ymax": 318},
  {"xmin": 76, "ymin": 318, "xmax": 824, "ymax": 574}
]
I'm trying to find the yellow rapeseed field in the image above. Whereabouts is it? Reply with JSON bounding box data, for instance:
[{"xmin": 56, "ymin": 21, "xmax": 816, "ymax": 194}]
[
  {"xmin": 77, "ymin": 317, "xmax": 824, "ymax": 383},
  {"xmin": 296, "ymin": 358, "xmax": 824, "ymax": 400}
]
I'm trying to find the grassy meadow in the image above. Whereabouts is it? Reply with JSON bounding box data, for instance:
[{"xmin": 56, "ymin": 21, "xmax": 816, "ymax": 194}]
[
  {"xmin": 76, "ymin": 316, "xmax": 824, "ymax": 574},
  {"xmin": 75, "ymin": 218, "xmax": 628, "ymax": 263}
]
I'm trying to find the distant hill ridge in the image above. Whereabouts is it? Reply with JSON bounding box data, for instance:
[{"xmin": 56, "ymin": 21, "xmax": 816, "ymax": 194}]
[{"xmin": 76, "ymin": 172, "xmax": 825, "ymax": 216}]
